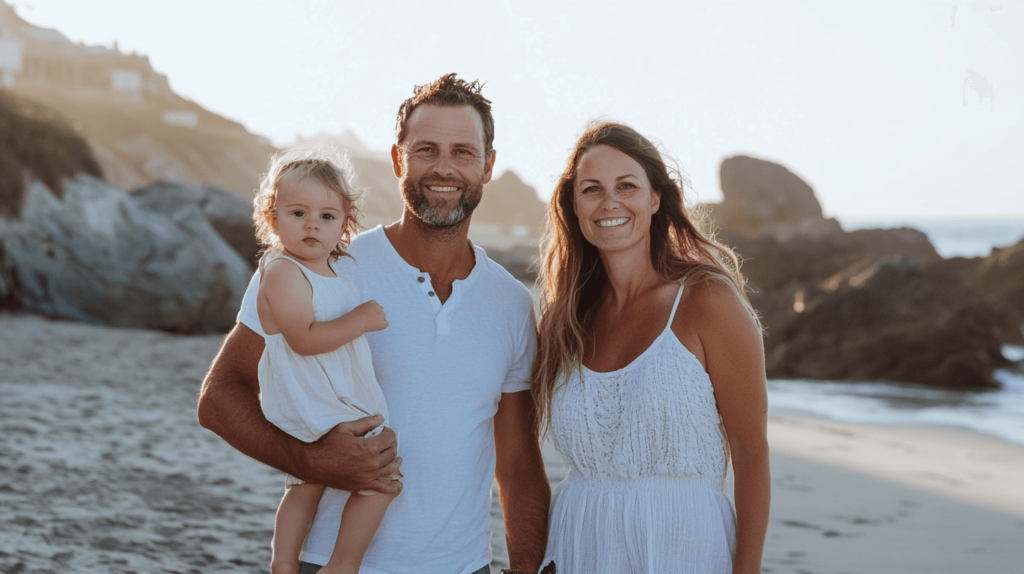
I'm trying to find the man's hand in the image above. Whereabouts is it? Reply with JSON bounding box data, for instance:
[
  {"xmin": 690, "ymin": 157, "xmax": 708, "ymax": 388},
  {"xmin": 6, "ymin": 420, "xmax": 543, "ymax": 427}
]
[{"xmin": 302, "ymin": 415, "xmax": 402, "ymax": 494}]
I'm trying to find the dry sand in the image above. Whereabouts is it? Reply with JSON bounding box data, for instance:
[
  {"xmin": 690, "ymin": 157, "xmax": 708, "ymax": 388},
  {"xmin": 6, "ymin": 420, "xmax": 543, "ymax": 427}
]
[{"xmin": 2, "ymin": 313, "xmax": 1023, "ymax": 573}]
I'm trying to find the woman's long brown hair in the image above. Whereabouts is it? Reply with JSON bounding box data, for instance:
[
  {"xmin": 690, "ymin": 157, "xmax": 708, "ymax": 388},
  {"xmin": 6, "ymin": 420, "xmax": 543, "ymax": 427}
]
[{"xmin": 531, "ymin": 122, "xmax": 759, "ymax": 436}]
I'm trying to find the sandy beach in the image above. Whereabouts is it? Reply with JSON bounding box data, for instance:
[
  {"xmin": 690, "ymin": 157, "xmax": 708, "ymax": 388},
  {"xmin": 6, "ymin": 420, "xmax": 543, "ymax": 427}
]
[{"xmin": 2, "ymin": 313, "xmax": 1023, "ymax": 573}]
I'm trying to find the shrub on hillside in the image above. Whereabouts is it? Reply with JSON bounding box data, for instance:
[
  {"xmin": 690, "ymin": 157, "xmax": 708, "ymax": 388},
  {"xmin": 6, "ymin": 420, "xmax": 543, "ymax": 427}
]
[{"xmin": 0, "ymin": 90, "xmax": 104, "ymax": 218}]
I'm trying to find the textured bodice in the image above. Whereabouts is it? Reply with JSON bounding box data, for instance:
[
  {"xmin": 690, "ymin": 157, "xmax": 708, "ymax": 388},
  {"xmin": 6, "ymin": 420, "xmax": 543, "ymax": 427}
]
[{"xmin": 550, "ymin": 287, "xmax": 730, "ymax": 487}]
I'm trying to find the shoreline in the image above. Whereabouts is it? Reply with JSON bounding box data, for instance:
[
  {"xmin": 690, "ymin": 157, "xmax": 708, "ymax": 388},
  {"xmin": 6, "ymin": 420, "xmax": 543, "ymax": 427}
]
[{"xmin": 2, "ymin": 312, "xmax": 1023, "ymax": 573}]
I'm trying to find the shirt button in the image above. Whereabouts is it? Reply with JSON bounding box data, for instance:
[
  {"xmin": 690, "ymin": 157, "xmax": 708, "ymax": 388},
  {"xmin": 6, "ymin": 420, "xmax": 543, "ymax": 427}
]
[
  {"xmin": 428, "ymin": 291, "xmax": 435, "ymax": 297},
  {"xmin": 417, "ymin": 277, "xmax": 425, "ymax": 283}
]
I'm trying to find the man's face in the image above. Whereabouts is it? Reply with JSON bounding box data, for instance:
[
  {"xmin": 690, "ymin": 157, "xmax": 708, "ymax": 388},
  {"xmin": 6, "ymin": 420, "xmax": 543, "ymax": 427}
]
[{"xmin": 392, "ymin": 104, "xmax": 495, "ymax": 228}]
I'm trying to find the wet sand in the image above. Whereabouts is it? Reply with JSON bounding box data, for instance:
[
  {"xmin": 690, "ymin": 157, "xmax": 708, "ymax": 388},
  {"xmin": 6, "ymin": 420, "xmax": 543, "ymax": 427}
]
[{"xmin": 2, "ymin": 313, "xmax": 1023, "ymax": 573}]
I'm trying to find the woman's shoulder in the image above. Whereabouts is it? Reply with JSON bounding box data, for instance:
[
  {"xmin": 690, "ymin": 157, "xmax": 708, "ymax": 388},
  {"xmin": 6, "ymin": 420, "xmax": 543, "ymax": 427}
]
[{"xmin": 676, "ymin": 271, "xmax": 757, "ymax": 330}]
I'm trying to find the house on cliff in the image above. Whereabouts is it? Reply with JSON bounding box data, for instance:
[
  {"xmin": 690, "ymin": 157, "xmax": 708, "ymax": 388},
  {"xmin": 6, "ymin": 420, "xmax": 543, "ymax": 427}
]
[{"xmin": 0, "ymin": 1, "xmax": 171, "ymax": 102}]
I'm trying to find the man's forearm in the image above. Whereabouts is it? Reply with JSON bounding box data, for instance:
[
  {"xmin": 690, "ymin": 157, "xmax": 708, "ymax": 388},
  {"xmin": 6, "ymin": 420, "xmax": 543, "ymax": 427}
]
[{"xmin": 498, "ymin": 456, "xmax": 551, "ymax": 572}]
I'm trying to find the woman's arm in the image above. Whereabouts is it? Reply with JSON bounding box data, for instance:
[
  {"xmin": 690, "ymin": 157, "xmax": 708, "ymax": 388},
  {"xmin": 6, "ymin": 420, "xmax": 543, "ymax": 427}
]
[
  {"xmin": 687, "ymin": 278, "xmax": 771, "ymax": 574},
  {"xmin": 258, "ymin": 259, "xmax": 388, "ymax": 356}
]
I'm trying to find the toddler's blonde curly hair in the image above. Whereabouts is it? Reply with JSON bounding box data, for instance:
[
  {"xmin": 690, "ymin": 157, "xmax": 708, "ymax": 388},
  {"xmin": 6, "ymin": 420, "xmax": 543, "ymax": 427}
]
[{"xmin": 253, "ymin": 148, "xmax": 362, "ymax": 261}]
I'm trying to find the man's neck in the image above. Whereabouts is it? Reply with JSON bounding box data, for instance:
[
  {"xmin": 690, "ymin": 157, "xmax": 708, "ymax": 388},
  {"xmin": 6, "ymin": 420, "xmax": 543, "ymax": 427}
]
[{"xmin": 383, "ymin": 212, "xmax": 476, "ymax": 303}]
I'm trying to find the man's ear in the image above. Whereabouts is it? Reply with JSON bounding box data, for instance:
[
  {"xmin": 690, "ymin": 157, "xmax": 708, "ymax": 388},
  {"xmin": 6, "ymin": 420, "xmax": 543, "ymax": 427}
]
[
  {"xmin": 482, "ymin": 149, "xmax": 496, "ymax": 185},
  {"xmin": 391, "ymin": 144, "xmax": 403, "ymax": 179}
]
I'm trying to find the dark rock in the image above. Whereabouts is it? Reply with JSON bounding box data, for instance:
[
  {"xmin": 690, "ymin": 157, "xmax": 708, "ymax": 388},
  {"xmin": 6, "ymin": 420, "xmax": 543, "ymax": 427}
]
[
  {"xmin": 0, "ymin": 175, "xmax": 250, "ymax": 333},
  {"xmin": 131, "ymin": 181, "xmax": 260, "ymax": 267},
  {"xmin": 971, "ymin": 238, "xmax": 1024, "ymax": 325},
  {"xmin": 764, "ymin": 261, "xmax": 1015, "ymax": 389},
  {"xmin": 731, "ymin": 227, "xmax": 940, "ymax": 293},
  {"xmin": 711, "ymin": 155, "xmax": 841, "ymax": 240}
]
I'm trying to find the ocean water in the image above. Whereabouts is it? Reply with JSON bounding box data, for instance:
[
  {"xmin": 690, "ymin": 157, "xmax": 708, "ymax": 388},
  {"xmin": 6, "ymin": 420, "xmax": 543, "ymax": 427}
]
[
  {"xmin": 770, "ymin": 219, "xmax": 1024, "ymax": 445},
  {"xmin": 768, "ymin": 358, "xmax": 1024, "ymax": 446}
]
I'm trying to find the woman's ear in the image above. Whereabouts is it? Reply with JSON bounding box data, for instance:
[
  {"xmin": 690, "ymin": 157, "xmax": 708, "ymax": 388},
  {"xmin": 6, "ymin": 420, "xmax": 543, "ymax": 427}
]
[{"xmin": 651, "ymin": 190, "xmax": 661, "ymax": 214}]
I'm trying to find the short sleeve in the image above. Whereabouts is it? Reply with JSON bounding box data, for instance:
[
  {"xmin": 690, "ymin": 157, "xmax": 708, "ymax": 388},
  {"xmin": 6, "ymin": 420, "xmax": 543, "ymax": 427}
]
[
  {"xmin": 237, "ymin": 270, "xmax": 266, "ymax": 337},
  {"xmin": 501, "ymin": 305, "xmax": 537, "ymax": 394}
]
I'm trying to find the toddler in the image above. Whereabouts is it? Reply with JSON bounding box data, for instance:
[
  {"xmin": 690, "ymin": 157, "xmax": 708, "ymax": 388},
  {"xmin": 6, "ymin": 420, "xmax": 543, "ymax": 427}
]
[{"xmin": 252, "ymin": 150, "xmax": 395, "ymax": 574}]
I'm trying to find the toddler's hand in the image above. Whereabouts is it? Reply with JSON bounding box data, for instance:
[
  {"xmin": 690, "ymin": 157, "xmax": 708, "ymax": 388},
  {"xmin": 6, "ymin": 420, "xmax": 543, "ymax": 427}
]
[{"xmin": 357, "ymin": 300, "xmax": 388, "ymax": 333}]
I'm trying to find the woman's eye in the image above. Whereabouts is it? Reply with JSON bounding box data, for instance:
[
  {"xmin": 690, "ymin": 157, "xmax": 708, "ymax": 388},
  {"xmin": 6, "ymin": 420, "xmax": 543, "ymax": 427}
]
[{"xmin": 619, "ymin": 183, "xmax": 637, "ymax": 190}]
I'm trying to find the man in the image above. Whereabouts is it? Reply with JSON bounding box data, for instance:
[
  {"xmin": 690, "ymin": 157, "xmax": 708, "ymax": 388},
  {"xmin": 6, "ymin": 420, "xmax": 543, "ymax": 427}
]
[{"xmin": 197, "ymin": 74, "xmax": 550, "ymax": 574}]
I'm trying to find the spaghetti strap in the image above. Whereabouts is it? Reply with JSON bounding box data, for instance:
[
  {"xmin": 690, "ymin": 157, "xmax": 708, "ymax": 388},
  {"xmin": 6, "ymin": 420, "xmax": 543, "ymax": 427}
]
[{"xmin": 665, "ymin": 283, "xmax": 685, "ymax": 329}]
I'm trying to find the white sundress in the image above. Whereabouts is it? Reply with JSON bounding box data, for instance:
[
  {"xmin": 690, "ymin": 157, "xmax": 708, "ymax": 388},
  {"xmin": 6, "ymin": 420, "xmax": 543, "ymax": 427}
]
[
  {"xmin": 542, "ymin": 284, "xmax": 737, "ymax": 573},
  {"xmin": 257, "ymin": 255, "xmax": 388, "ymax": 485}
]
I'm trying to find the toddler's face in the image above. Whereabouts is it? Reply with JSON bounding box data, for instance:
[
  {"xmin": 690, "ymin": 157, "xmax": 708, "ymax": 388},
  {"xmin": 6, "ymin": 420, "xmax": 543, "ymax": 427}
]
[{"xmin": 274, "ymin": 177, "xmax": 349, "ymax": 264}]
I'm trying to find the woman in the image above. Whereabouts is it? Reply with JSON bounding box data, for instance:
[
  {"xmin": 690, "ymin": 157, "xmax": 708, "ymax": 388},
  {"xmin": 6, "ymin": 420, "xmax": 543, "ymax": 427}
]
[{"xmin": 534, "ymin": 123, "xmax": 770, "ymax": 574}]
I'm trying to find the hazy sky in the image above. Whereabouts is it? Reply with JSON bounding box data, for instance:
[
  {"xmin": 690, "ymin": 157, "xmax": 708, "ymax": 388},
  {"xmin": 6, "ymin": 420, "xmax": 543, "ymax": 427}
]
[{"xmin": 10, "ymin": 0, "xmax": 1024, "ymax": 220}]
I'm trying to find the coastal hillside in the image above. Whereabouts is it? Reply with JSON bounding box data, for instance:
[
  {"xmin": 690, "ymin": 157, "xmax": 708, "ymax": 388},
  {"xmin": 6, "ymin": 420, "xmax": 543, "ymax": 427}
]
[
  {"xmin": 0, "ymin": 1, "xmax": 275, "ymax": 199},
  {"xmin": 0, "ymin": 89, "xmax": 102, "ymax": 217}
]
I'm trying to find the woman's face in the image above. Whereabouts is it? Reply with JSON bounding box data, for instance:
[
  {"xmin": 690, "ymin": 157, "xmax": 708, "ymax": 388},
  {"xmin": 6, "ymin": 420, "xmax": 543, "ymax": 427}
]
[{"xmin": 573, "ymin": 144, "xmax": 660, "ymax": 256}]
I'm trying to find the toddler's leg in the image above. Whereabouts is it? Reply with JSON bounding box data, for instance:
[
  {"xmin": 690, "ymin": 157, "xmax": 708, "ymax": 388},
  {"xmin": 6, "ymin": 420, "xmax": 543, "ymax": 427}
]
[
  {"xmin": 271, "ymin": 483, "xmax": 324, "ymax": 574},
  {"xmin": 317, "ymin": 491, "xmax": 396, "ymax": 574}
]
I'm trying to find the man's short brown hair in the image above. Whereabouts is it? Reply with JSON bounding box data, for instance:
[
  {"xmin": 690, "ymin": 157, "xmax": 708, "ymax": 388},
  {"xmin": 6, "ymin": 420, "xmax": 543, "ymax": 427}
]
[{"xmin": 395, "ymin": 73, "xmax": 495, "ymax": 154}]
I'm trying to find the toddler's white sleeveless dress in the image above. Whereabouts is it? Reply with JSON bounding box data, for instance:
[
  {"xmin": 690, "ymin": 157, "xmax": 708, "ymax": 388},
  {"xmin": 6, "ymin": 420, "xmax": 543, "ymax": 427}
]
[
  {"xmin": 256, "ymin": 255, "xmax": 388, "ymax": 485},
  {"xmin": 542, "ymin": 284, "xmax": 736, "ymax": 573}
]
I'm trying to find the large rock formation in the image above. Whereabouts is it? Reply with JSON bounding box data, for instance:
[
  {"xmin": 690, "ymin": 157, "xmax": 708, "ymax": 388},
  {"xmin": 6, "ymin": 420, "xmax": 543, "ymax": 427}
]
[
  {"xmin": 131, "ymin": 181, "xmax": 260, "ymax": 268},
  {"xmin": 712, "ymin": 155, "xmax": 841, "ymax": 240},
  {"xmin": 0, "ymin": 175, "xmax": 251, "ymax": 333},
  {"xmin": 710, "ymin": 157, "xmax": 1018, "ymax": 389},
  {"xmin": 475, "ymin": 170, "xmax": 548, "ymax": 239},
  {"xmin": 764, "ymin": 257, "xmax": 1016, "ymax": 389}
]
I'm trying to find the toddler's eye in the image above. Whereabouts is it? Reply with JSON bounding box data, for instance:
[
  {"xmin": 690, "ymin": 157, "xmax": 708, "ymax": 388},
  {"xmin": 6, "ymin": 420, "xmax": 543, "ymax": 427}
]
[
  {"xmin": 292, "ymin": 210, "xmax": 305, "ymax": 217},
  {"xmin": 321, "ymin": 213, "xmax": 335, "ymax": 221}
]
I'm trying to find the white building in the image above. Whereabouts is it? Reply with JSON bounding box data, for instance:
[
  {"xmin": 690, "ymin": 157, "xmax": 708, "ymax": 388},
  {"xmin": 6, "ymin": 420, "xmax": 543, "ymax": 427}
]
[{"xmin": 0, "ymin": 33, "xmax": 22, "ymax": 88}]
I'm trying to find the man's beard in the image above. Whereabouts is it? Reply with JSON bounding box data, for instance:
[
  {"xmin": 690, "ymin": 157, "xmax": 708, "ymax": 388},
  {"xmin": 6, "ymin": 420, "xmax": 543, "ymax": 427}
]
[{"xmin": 401, "ymin": 175, "xmax": 483, "ymax": 228}]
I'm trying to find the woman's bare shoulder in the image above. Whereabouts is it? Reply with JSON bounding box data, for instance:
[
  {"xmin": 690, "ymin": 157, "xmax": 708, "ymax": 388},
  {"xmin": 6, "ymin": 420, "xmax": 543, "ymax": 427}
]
[{"xmin": 677, "ymin": 272, "xmax": 758, "ymax": 334}]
